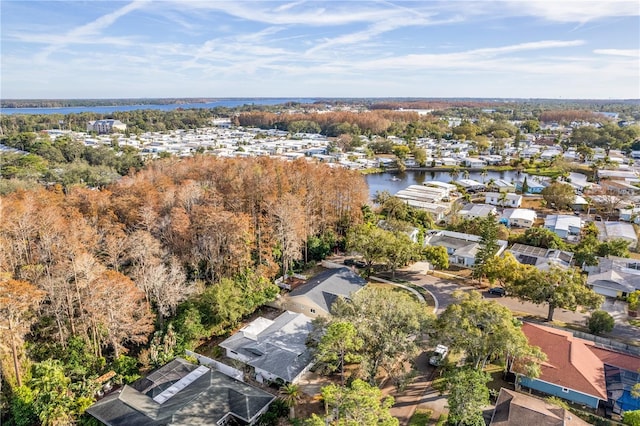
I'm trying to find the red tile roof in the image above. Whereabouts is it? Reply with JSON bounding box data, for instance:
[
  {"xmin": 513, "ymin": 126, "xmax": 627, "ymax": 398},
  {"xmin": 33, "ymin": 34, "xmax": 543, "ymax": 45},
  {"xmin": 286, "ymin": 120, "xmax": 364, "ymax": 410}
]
[{"xmin": 521, "ymin": 323, "xmax": 640, "ymax": 400}]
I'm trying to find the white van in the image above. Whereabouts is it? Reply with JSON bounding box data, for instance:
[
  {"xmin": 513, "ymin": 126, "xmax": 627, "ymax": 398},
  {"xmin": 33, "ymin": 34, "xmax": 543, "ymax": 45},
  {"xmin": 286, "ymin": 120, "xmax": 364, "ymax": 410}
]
[{"xmin": 429, "ymin": 344, "xmax": 449, "ymax": 366}]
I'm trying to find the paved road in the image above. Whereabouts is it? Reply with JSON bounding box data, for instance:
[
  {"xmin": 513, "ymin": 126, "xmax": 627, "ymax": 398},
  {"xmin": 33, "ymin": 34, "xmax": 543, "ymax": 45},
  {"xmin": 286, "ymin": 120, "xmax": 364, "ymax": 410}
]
[{"xmin": 391, "ymin": 263, "xmax": 639, "ymax": 345}]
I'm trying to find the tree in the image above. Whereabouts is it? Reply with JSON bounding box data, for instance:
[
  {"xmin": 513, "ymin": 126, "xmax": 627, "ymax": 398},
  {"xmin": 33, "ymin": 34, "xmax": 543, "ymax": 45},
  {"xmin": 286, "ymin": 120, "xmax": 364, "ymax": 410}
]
[
  {"xmin": 383, "ymin": 231, "xmax": 420, "ymax": 279},
  {"xmin": 422, "ymin": 245, "xmax": 449, "ymax": 270},
  {"xmin": 472, "ymin": 215, "xmax": 500, "ymax": 283},
  {"xmin": 443, "ymin": 368, "xmax": 490, "ymax": 426},
  {"xmin": 346, "ymin": 224, "xmax": 389, "ymax": 276},
  {"xmin": 412, "ymin": 148, "xmax": 427, "ymax": 167},
  {"xmin": 0, "ymin": 278, "xmax": 45, "ymax": 387},
  {"xmin": 521, "ymin": 176, "xmax": 529, "ymax": 194},
  {"xmin": 279, "ymin": 383, "xmax": 302, "ymax": 420},
  {"xmin": 315, "ymin": 379, "xmax": 398, "ymax": 426},
  {"xmin": 623, "ymin": 410, "xmax": 640, "ymax": 426},
  {"xmin": 508, "ymin": 267, "xmax": 603, "ymax": 321},
  {"xmin": 436, "ymin": 291, "xmax": 545, "ymax": 371},
  {"xmin": 329, "ymin": 287, "xmax": 434, "ymax": 386},
  {"xmin": 315, "ymin": 321, "xmax": 363, "ymax": 384},
  {"xmin": 541, "ymin": 182, "xmax": 575, "ymax": 211},
  {"xmin": 392, "ymin": 144, "xmax": 411, "ymax": 160},
  {"xmin": 514, "ymin": 227, "xmax": 566, "ymax": 249},
  {"xmin": 587, "ymin": 310, "xmax": 615, "ymax": 335}
]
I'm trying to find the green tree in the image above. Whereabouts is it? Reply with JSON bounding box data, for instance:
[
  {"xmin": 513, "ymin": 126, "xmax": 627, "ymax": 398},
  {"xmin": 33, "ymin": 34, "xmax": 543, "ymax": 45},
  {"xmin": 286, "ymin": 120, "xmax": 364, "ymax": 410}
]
[
  {"xmin": 384, "ymin": 231, "xmax": 420, "ymax": 279},
  {"xmin": 422, "ymin": 245, "xmax": 449, "ymax": 270},
  {"xmin": 279, "ymin": 383, "xmax": 302, "ymax": 420},
  {"xmin": 329, "ymin": 287, "xmax": 434, "ymax": 386},
  {"xmin": 315, "ymin": 321, "xmax": 363, "ymax": 384},
  {"xmin": 314, "ymin": 379, "xmax": 399, "ymax": 426},
  {"xmin": 623, "ymin": 410, "xmax": 640, "ymax": 426},
  {"xmin": 508, "ymin": 267, "xmax": 603, "ymax": 321},
  {"xmin": 443, "ymin": 368, "xmax": 490, "ymax": 426},
  {"xmin": 472, "ymin": 215, "xmax": 500, "ymax": 283},
  {"xmin": 413, "ymin": 148, "xmax": 427, "ymax": 167},
  {"xmin": 513, "ymin": 227, "xmax": 566, "ymax": 249},
  {"xmin": 346, "ymin": 224, "xmax": 390, "ymax": 276},
  {"xmin": 436, "ymin": 291, "xmax": 545, "ymax": 371},
  {"xmin": 587, "ymin": 310, "xmax": 615, "ymax": 335},
  {"xmin": 392, "ymin": 144, "xmax": 411, "ymax": 160},
  {"xmin": 541, "ymin": 182, "xmax": 575, "ymax": 211}
]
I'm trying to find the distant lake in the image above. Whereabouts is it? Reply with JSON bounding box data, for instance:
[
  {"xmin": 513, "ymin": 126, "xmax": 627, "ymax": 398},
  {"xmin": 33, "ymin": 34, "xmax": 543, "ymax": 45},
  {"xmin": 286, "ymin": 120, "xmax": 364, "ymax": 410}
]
[
  {"xmin": 364, "ymin": 170, "xmax": 527, "ymax": 200},
  {"xmin": 0, "ymin": 98, "xmax": 317, "ymax": 115}
]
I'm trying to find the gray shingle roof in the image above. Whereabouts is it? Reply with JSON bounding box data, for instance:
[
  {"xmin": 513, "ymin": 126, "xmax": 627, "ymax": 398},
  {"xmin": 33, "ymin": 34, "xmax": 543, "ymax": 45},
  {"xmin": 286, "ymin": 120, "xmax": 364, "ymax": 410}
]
[
  {"xmin": 86, "ymin": 358, "xmax": 275, "ymax": 426},
  {"xmin": 289, "ymin": 267, "xmax": 367, "ymax": 314},
  {"xmin": 219, "ymin": 311, "xmax": 314, "ymax": 382}
]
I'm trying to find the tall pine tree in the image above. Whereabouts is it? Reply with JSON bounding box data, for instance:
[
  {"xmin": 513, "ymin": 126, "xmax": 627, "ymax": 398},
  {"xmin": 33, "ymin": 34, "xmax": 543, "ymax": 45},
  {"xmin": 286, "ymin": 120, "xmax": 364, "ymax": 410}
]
[{"xmin": 472, "ymin": 215, "xmax": 500, "ymax": 284}]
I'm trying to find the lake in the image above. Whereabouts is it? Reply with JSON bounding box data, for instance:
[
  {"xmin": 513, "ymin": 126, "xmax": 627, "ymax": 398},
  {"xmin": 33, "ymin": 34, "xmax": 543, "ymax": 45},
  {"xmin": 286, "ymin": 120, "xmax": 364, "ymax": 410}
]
[
  {"xmin": 364, "ymin": 169, "xmax": 527, "ymax": 200},
  {"xmin": 0, "ymin": 98, "xmax": 317, "ymax": 115}
]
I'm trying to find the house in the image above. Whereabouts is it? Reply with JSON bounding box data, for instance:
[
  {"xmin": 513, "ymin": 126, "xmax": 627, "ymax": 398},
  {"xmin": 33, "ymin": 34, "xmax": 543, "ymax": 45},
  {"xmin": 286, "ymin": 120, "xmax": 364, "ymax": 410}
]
[
  {"xmin": 595, "ymin": 221, "xmax": 638, "ymax": 248},
  {"xmin": 491, "ymin": 179, "xmax": 516, "ymax": 193},
  {"xmin": 462, "ymin": 157, "xmax": 487, "ymax": 168},
  {"xmin": 278, "ymin": 267, "xmax": 367, "ymax": 318},
  {"xmin": 490, "ymin": 388, "xmax": 591, "ymax": 426},
  {"xmin": 516, "ymin": 179, "xmax": 547, "ymax": 194},
  {"xmin": 395, "ymin": 184, "xmax": 447, "ymax": 203},
  {"xmin": 459, "ymin": 203, "xmax": 497, "ymax": 219},
  {"xmin": 455, "ymin": 179, "xmax": 485, "ymax": 192},
  {"xmin": 485, "ymin": 192, "xmax": 522, "ymax": 208},
  {"xmin": 500, "ymin": 208, "xmax": 537, "ymax": 228},
  {"xmin": 517, "ymin": 322, "xmax": 640, "ymax": 413},
  {"xmin": 599, "ymin": 180, "xmax": 640, "ymax": 196},
  {"xmin": 377, "ymin": 219, "xmax": 420, "ymax": 243},
  {"xmin": 86, "ymin": 357, "xmax": 275, "ymax": 426},
  {"xmin": 219, "ymin": 311, "xmax": 314, "ymax": 384},
  {"xmin": 587, "ymin": 269, "xmax": 640, "ymax": 298},
  {"xmin": 544, "ymin": 215, "xmax": 583, "ymax": 239},
  {"xmin": 571, "ymin": 195, "xmax": 589, "ymax": 211},
  {"xmin": 400, "ymin": 199, "xmax": 449, "ymax": 222},
  {"xmin": 424, "ymin": 230, "xmax": 507, "ymax": 268},
  {"xmin": 424, "ymin": 180, "xmax": 457, "ymax": 195},
  {"xmin": 619, "ymin": 207, "xmax": 640, "ymax": 224},
  {"xmin": 87, "ymin": 119, "xmax": 127, "ymax": 134},
  {"xmin": 508, "ymin": 243, "xmax": 573, "ymax": 270}
]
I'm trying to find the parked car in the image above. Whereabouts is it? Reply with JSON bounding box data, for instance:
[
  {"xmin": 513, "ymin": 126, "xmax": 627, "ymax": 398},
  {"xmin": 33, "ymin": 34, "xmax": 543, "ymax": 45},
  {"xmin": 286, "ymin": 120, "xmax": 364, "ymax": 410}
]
[
  {"xmin": 429, "ymin": 344, "xmax": 449, "ymax": 366},
  {"xmin": 488, "ymin": 287, "xmax": 506, "ymax": 297}
]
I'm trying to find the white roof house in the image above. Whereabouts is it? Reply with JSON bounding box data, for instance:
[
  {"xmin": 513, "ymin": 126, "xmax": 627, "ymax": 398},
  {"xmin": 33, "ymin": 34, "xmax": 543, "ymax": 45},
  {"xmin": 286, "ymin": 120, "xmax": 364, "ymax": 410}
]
[
  {"xmin": 500, "ymin": 208, "xmax": 537, "ymax": 228},
  {"xmin": 459, "ymin": 203, "xmax": 497, "ymax": 219},
  {"xmin": 455, "ymin": 179, "xmax": 486, "ymax": 192},
  {"xmin": 485, "ymin": 192, "xmax": 523, "ymax": 208},
  {"xmin": 595, "ymin": 221, "xmax": 638, "ymax": 247},
  {"xmin": 424, "ymin": 230, "xmax": 508, "ymax": 268},
  {"xmin": 544, "ymin": 215, "xmax": 583, "ymax": 239}
]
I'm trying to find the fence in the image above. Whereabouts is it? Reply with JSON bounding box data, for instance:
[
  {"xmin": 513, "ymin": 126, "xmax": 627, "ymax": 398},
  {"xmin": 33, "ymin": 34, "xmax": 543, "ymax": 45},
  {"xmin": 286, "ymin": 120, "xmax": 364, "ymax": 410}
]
[{"xmin": 185, "ymin": 350, "xmax": 244, "ymax": 382}]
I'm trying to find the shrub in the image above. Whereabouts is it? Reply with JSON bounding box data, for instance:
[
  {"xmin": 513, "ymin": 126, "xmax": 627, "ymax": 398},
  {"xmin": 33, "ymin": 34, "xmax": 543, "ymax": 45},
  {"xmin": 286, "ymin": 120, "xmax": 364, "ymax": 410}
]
[
  {"xmin": 587, "ymin": 310, "xmax": 615, "ymax": 335},
  {"xmin": 624, "ymin": 410, "xmax": 640, "ymax": 426}
]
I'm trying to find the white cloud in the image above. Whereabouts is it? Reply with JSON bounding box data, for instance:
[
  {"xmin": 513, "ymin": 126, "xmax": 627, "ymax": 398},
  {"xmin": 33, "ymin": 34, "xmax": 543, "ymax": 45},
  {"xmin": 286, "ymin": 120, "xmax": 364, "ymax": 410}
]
[
  {"xmin": 594, "ymin": 49, "xmax": 640, "ymax": 58},
  {"xmin": 503, "ymin": 0, "xmax": 640, "ymax": 23}
]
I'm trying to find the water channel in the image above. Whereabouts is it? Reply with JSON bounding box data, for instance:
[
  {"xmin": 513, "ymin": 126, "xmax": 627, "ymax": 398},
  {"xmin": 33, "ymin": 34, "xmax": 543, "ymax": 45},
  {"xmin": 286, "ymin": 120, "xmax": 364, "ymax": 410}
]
[{"xmin": 364, "ymin": 169, "xmax": 528, "ymax": 199}]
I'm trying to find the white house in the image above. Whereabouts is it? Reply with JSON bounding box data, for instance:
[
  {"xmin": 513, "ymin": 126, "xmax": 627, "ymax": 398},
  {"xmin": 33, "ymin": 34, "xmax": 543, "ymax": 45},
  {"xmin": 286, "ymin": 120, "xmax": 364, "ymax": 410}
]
[
  {"xmin": 508, "ymin": 243, "xmax": 573, "ymax": 270},
  {"xmin": 86, "ymin": 119, "xmax": 127, "ymax": 134},
  {"xmin": 459, "ymin": 203, "xmax": 497, "ymax": 219},
  {"xmin": 500, "ymin": 208, "xmax": 537, "ymax": 228},
  {"xmin": 424, "ymin": 230, "xmax": 508, "ymax": 268},
  {"xmin": 219, "ymin": 311, "xmax": 314, "ymax": 384},
  {"xmin": 544, "ymin": 215, "xmax": 583, "ymax": 239},
  {"xmin": 595, "ymin": 221, "xmax": 638, "ymax": 248},
  {"xmin": 485, "ymin": 192, "xmax": 522, "ymax": 208}
]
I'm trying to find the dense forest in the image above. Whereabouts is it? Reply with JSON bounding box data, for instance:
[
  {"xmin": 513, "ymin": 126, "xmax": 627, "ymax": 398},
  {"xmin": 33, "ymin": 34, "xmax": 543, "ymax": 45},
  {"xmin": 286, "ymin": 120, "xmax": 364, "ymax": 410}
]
[{"xmin": 0, "ymin": 156, "xmax": 368, "ymax": 425}]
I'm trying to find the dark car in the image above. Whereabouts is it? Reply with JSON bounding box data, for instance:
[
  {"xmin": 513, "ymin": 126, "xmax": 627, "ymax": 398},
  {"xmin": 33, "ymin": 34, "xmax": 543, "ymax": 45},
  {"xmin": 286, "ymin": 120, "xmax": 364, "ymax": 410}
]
[{"xmin": 488, "ymin": 287, "xmax": 506, "ymax": 297}]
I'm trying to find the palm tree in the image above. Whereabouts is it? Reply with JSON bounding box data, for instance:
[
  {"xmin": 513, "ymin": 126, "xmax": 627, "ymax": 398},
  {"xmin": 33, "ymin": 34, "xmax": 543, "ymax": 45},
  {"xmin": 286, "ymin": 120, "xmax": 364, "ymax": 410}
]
[
  {"xmin": 279, "ymin": 383, "xmax": 302, "ymax": 420},
  {"xmin": 449, "ymin": 166, "xmax": 460, "ymax": 181},
  {"xmin": 463, "ymin": 169, "xmax": 470, "ymax": 180},
  {"xmin": 498, "ymin": 191, "xmax": 508, "ymax": 207},
  {"xmin": 481, "ymin": 168, "xmax": 488, "ymax": 183}
]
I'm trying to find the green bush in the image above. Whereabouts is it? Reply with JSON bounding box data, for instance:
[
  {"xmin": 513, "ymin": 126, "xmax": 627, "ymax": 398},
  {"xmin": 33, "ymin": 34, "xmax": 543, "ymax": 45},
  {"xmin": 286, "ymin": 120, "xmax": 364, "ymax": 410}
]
[
  {"xmin": 587, "ymin": 310, "xmax": 615, "ymax": 335},
  {"xmin": 624, "ymin": 410, "xmax": 640, "ymax": 426}
]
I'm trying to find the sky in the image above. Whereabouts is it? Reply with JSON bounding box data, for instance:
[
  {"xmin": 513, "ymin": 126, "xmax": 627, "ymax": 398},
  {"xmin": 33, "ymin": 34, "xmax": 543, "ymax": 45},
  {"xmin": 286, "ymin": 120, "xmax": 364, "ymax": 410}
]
[{"xmin": 1, "ymin": 1, "xmax": 639, "ymax": 100}]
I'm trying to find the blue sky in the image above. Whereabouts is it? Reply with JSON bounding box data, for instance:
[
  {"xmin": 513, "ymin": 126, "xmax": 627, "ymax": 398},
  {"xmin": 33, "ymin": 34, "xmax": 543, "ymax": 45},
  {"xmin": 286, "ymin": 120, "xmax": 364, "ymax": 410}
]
[{"xmin": 1, "ymin": 1, "xmax": 639, "ymax": 99}]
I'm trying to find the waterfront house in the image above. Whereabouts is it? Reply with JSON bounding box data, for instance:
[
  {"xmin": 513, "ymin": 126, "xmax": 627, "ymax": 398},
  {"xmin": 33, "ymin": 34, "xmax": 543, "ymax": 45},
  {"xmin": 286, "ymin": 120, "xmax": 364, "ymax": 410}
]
[
  {"xmin": 516, "ymin": 179, "xmax": 547, "ymax": 194},
  {"xmin": 455, "ymin": 179, "xmax": 486, "ymax": 192}
]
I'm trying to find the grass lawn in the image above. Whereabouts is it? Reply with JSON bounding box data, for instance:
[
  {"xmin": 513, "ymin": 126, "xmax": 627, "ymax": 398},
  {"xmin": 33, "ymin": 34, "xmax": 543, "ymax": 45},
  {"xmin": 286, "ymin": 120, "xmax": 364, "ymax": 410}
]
[{"xmin": 408, "ymin": 409, "xmax": 433, "ymax": 426}]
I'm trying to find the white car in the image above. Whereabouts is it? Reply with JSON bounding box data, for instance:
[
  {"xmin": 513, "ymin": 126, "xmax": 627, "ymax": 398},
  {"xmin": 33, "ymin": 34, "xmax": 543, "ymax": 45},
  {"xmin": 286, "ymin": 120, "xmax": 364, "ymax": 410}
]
[{"xmin": 429, "ymin": 344, "xmax": 449, "ymax": 366}]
